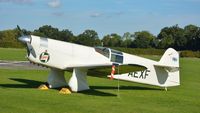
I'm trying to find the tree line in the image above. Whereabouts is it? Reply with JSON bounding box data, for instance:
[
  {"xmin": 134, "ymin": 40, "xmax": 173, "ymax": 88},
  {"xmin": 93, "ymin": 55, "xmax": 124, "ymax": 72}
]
[{"xmin": 0, "ymin": 24, "xmax": 199, "ymax": 51}]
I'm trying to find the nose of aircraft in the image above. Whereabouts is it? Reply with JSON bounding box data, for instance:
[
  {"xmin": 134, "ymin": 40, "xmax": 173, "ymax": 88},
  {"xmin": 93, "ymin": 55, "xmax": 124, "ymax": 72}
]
[{"xmin": 18, "ymin": 36, "xmax": 31, "ymax": 43}]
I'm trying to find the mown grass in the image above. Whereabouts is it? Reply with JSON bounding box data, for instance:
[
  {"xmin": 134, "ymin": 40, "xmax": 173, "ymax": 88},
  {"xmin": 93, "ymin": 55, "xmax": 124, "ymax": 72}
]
[
  {"xmin": 0, "ymin": 58, "xmax": 200, "ymax": 113},
  {"xmin": 0, "ymin": 48, "xmax": 26, "ymax": 61},
  {"xmin": 0, "ymin": 48, "xmax": 200, "ymax": 113}
]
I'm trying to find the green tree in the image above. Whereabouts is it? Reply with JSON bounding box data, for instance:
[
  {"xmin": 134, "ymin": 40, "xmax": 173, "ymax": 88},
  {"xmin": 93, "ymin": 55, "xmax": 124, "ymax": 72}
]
[
  {"xmin": 0, "ymin": 29, "xmax": 24, "ymax": 48},
  {"xmin": 102, "ymin": 35, "xmax": 111, "ymax": 47},
  {"xmin": 33, "ymin": 25, "xmax": 59, "ymax": 39},
  {"xmin": 174, "ymin": 27, "xmax": 185, "ymax": 50},
  {"xmin": 158, "ymin": 25, "xmax": 186, "ymax": 50},
  {"xmin": 32, "ymin": 25, "xmax": 75, "ymax": 42},
  {"xmin": 195, "ymin": 29, "xmax": 200, "ymax": 50},
  {"xmin": 121, "ymin": 32, "xmax": 133, "ymax": 47},
  {"xmin": 102, "ymin": 33, "xmax": 122, "ymax": 47},
  {"xmin": 76, "ymin": 30, "xmax": 100, "ymax": 46},
  {"xmin": 184, "ymin": 24, "xmax": 199, "ymax": 50},
  {"xmin": 110, "ymin": 33, "xmax": 122, "ymax": 47},
  {"xmin": 58, "ymin": 29, "xmax": 74, "ymax": 42},
  {"xmin": 157, "ymin": 35, "xmax": 174, "ymax": 49},
  {"xmin": 132, "ymin": 31, "xmax": 155, "ymax": 48},
  {"xmin": 157, "ymin": 27, "xmax": 175, "ymax": 49}
]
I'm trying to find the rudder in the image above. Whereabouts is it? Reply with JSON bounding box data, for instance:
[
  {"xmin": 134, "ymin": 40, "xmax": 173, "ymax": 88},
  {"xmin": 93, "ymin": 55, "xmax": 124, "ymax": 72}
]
[{"xmin": 159, "ymin": 48, "xmax": 179, "ymax": 68}]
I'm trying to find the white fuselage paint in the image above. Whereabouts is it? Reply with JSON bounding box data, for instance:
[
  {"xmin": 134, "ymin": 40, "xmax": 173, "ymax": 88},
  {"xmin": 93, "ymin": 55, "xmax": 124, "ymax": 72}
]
[
  {"xmin": 28, "ymin": 35, "xmax": 180, "ymax": 88},
  {"xmin": 29, "ymin": 35, "xmax": 111, "ymax": 69}
]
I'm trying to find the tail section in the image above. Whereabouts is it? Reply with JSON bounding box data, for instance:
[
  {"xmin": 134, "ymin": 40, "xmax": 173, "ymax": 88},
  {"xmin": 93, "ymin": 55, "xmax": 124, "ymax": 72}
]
[
  {"xmin": 154, "ymin": 48, "xmax": 180, "ymax": 87},
  {"xmin": 158, "ymin": 48, "xmax": 179, "ymax": 68},
  {"xmin": 112, "ymin": 48, "xmax": 180, "ymax": 88},
  {"xmin": 155, "ymin": 48, "xmax": 179, "ymax": 72}
]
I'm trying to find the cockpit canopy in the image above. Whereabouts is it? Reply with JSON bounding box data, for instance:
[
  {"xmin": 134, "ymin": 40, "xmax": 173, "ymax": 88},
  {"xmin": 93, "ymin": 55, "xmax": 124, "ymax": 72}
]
[
  {"xmin": 95, "ymin": 47, "xmax": 123, "ymax": 64},
  {"xmin": 94, "ymin": 47, "xmax": 110, "ymax": 58}
]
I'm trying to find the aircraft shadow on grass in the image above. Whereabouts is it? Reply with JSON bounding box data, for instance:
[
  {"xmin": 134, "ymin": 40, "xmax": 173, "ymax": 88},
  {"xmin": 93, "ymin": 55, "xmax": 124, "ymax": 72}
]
[
  {"xmin": 89, "ymin": 86, "xmax": 161, "ymax": 91},
  {"xmin": 0, "ymin": 78, "xmax": 44, "ymax": 88},
  {"xmin": 0, "ymin": 78, "xmax": 161, "ymax": 96}
]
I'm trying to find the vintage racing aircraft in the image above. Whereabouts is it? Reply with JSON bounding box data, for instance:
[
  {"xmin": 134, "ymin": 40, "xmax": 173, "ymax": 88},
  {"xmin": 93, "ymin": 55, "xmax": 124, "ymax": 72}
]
[{"xmin": 17, "ymin": 26, "xmax": 180, "ymax": 92}]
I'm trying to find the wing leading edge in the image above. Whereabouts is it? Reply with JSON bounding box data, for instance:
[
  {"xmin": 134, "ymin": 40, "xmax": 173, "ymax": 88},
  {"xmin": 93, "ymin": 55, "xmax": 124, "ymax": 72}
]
[{"xmin": 87, "ymin": 64, "xmax": 147, "ymax": 78}]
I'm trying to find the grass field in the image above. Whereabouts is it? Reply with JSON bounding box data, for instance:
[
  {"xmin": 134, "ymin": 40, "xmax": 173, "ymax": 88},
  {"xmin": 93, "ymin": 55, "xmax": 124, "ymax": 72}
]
[
  {"xmin": 0, "ymin": 48, "xmax": 26, "ymax": 61},
  {"xmin": 0, "ymin": 48, "xmax": 200, "ymax": 113}
]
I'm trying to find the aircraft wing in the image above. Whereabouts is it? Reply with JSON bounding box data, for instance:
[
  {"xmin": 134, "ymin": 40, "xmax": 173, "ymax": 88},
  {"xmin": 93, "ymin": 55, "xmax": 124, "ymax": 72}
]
[
  {"xmin": 64, "ymin": 63, "xmax": 146, "ymax": 78},
  {"xmin": 87, "ymin": 64, "xmax": 147, "ymax": 78},
  {"xmin": 65, "ymin": 63, "xmax": 112, "ymax": 69}
]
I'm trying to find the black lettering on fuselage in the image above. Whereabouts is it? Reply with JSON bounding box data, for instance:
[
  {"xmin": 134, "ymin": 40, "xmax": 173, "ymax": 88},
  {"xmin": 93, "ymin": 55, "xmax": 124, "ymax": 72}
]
[
  {"xmin": 134, "ymin": 71, "xmax": 138, "ymax": 78},
  {"xmin": 128, "ymin": 69, "xmax": 150, "ymax": 79},
  {"xmin": 144, "ymin": 70, "xmax": 150, "ymax": 79},
  {"xmin": 139, "ymin": 70, "xmax": 145, "ymax": 79},
  {"xmin": 128, "ymin": 72, "xmax": 133, "ymax": 77}
]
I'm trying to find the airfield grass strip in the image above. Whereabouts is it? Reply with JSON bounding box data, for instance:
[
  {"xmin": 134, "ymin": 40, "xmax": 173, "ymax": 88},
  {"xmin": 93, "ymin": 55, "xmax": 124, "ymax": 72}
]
[
  {"xmin": 0, "ymin": 48, "xmax": 27, "ymax": 61},
  {"xmin": 0, "ymin": 58, "xmax": 200, "ymax": 113}
]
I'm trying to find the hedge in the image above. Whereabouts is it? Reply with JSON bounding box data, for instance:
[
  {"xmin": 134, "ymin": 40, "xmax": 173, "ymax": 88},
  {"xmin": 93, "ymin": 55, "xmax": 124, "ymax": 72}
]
[{"xmin": 112, "ymin": 47, "xmax": 200, "ymax": 58}]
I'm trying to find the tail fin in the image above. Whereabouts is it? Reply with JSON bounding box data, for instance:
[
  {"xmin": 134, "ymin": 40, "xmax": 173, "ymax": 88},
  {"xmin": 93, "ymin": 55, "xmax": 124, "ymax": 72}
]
[
  {"xmin": 159, "ymin": 48, "xmax": 179, "ymax": 67},
  {"xmin": 154, "ymin": 48, "xmax": 180, "ymax": 87},
  {"xmin": 155, "ymin": 48, "xmax": 179, "ymax": 72}
]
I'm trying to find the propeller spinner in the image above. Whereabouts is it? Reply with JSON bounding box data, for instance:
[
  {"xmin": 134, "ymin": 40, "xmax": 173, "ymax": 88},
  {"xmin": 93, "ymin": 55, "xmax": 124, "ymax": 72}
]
[{"xmin": 17, "ymin": 25, "xmax": 36, "ymax": 58}]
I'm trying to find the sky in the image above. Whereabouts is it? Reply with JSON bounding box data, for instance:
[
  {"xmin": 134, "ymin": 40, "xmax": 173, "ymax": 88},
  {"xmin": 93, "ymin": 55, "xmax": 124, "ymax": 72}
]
[{"xmin": 0, "ymin": 0, "xmax": 200, "ymax": 38}]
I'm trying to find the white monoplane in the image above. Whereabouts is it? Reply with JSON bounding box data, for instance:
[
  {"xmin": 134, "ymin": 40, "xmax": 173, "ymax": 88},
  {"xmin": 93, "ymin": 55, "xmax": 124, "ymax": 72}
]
[{"xmin": 17, "ymin": 26, "xmax": 180, "ymax": 92}]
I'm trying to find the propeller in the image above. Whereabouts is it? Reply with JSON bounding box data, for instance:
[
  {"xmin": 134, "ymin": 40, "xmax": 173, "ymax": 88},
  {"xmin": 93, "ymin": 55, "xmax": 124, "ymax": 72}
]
[{"xmin": 17, "ymin": 25, "xmax": 36, "ymax": 58}]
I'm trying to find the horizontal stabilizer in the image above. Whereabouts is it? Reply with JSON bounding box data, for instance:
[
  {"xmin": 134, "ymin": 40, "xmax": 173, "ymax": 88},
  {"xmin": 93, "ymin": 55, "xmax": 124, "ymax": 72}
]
[{"xmin": 154, "ymin": 64, "xmax": 179, "ymax": 72}]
